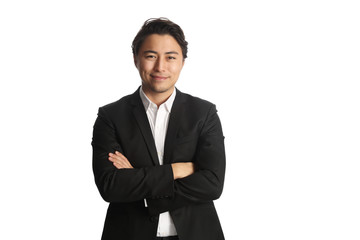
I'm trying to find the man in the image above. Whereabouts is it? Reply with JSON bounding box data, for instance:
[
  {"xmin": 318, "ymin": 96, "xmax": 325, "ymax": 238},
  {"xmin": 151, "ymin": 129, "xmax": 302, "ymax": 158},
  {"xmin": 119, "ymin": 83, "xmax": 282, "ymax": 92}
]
[{"xmin": 92, "ymin": 18, "xmax": 226, "ymax": 240}]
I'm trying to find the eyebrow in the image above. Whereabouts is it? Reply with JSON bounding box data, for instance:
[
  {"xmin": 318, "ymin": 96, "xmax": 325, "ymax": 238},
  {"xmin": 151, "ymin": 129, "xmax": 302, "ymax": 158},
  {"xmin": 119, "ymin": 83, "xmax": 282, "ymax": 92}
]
[{"xmin": 143, "ymin": 50, "xmax": 179, "ymax": 55}]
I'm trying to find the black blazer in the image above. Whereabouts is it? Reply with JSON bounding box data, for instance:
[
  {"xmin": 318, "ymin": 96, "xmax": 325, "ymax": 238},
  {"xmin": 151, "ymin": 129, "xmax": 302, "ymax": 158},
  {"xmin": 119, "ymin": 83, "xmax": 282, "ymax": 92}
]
[{"xmin": 92, "ymin": 88, "xmax": 226, "ymax": 240}]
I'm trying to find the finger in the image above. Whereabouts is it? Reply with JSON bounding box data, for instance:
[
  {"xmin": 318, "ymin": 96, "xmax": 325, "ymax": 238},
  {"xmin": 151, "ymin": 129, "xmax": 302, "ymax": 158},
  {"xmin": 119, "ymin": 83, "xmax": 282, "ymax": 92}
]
[
  {"xmin": 123, "ymin": 159, "xmax": 133, "ymax": 168},
  {"xmin": 109, "ymin": 156, "xmax": 131, "ymax": 169},
  {"xmin": 108, "ymin": 155, "xmax": 117, "ymax": 163},
  {"xmin": 109, "ymin": 152, "xmax": 119, "ymax": 158},
  {"xmin": 116, "ymin": 158, "xmax": 132, "ymax": 168},
  {"xmin": 108, "ymin": 153, "xmax": 123, "ymax": 162},
  {"xmin": 114, "ymin": 151, "xmax": 122, "ymax": 156},
  {"xmin": 113, "ymin": 162, "xmax": 123, "ymax": 169},
  {"xmin": 109, "ymin": 152, "xmax": 125, "ymax": 162},
  {"xmin": 114, "ymin": 152, "xmax": 133, "ymax": 168},
  {"xmin": 109, "ymin": 152, "xmax": 133, "ymax": 168},
  {"xmin": 113, "ymin": 159, "xmax": 128, "ymax": 168},
  {"xmin": 114, "ymin": 151, "xmax": 127, "ymax": 160},
  {"xmin": 109, "ymin": 156, "xmax": 126, "ymax": 167}
]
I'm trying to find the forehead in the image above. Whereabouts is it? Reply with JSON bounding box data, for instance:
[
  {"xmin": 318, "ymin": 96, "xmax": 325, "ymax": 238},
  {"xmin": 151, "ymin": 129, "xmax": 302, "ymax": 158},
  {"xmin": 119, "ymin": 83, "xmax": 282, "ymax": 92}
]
[{"xmin": 140, "ymin": 34, "xmax": 182, "ymax": 53}]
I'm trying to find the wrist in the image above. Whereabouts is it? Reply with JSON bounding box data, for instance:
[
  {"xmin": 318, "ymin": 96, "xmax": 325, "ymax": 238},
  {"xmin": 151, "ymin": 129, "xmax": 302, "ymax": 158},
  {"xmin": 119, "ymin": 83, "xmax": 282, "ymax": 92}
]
[{"xmin": 171, "ymin": 163, "xmax": 179, "ymax": 180}]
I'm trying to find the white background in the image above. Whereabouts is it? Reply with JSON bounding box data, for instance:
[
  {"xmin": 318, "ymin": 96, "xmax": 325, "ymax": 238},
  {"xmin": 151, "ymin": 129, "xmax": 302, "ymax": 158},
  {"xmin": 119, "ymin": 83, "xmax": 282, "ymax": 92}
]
[{"xmin": 1, "ymin": 0, "xmax": 359, "ymax": 239}]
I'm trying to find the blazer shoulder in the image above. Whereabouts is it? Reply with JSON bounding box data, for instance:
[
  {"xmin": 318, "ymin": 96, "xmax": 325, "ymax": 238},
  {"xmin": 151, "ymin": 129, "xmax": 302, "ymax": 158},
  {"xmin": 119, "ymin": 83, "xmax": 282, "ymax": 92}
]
[
  {"xmin": 180, "ymin": 91, "xmax": 216, "ymax": 112},
  {"xmin": 101, "ymin": 94, "xmax": 132, "ymax": 111},
  {"xmin": 97, "ymin": 92, "xmax": 136, "ymax": 121}
]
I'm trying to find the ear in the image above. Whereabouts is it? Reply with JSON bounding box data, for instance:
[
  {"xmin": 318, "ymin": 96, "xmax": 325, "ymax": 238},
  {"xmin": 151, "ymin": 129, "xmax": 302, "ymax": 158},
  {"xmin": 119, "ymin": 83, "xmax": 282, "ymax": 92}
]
[
  {"xmin": 133, "ymin": 55, "xmax": 138, "ymax": 68},
  {"xmin": 181, "ymin": 59, "xmax": 185, "ymax": 68}
]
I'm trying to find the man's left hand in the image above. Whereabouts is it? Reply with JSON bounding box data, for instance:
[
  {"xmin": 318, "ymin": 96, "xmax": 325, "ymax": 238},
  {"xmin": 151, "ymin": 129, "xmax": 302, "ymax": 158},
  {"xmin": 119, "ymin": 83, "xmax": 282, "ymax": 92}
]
[{"xmin": 108, "ymin": 151, "xmax": 134, "ymax": 169}]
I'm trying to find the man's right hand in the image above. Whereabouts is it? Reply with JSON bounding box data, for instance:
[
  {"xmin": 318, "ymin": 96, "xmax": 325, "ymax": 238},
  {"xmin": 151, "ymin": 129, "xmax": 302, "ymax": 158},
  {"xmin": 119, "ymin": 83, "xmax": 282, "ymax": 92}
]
[{"xmin": 171, "ymin": 162, "xmax": 195, "ymax": 180}]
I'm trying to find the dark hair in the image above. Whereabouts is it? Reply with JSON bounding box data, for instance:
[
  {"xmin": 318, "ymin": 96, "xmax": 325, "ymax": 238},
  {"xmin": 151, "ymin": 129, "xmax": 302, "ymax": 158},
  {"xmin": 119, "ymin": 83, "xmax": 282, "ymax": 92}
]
[{"xmin": 132, "ymin": 18, "xmax": 188, "ymax": 59}]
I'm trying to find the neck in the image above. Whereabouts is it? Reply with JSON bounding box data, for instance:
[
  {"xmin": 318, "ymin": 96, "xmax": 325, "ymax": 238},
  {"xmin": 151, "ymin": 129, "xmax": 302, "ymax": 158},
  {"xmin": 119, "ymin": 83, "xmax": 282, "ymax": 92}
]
[{"xmin": 142, "ymin": 87, "xmax": 175, "ymax": 107}]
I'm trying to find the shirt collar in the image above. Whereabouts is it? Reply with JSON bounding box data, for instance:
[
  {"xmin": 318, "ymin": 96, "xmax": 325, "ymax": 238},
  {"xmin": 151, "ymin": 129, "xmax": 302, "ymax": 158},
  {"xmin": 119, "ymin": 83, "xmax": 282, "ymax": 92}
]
[{"xmin": 139, "ymin": 86, "xmax": 176, "ymax": 113}]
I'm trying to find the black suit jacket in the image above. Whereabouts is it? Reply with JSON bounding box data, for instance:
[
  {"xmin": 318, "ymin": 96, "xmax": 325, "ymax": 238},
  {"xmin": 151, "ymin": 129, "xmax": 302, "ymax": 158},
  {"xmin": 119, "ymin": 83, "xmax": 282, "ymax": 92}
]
[{"xmin": 92, "ymin": 88, "xmax": 226, "ymax": 240}]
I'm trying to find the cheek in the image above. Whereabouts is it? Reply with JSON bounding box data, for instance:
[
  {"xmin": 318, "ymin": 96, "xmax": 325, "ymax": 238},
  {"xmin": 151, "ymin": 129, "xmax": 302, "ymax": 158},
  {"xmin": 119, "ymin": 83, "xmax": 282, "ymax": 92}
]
[
  {"xmin": 139, "ymin": 61, "xmax": 153, "ymax": 73},
  {"xmin": 169, "ymin": 64, "xmax": 183, "ymax": 75}
]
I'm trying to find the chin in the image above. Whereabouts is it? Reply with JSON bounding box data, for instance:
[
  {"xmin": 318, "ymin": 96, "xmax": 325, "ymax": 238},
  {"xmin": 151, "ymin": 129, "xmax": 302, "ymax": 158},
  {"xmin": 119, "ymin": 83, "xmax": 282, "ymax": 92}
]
[
  {"xmin": 148, "ymin": 82, "xmax": 171, "ymax": 91},
  {"xmin": 152, "ymin": 87, "xmax": 171, "ymax": 93}
]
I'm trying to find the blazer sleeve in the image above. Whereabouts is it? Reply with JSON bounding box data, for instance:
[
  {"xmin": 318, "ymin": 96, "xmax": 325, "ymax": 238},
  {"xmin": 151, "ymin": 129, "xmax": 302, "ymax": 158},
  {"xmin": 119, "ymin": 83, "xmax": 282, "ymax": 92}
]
[
  {"xmin": 146, "ymin": 104, "xmax": 226, "ymax": 215},
  {"xmin": 92, "ymin": 107, "xmax": 175, "ymax": 203}
]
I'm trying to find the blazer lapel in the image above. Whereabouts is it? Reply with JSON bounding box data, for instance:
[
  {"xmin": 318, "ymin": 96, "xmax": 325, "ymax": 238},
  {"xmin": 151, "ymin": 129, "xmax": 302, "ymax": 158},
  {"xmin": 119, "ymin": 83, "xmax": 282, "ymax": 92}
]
[
  {"xmin": 130, "ymin": 89, "xmax": 160, "ymax": 166},
  {"xmin": 163, "ymin": 89, "xmax": 185, "ymax": 165}
]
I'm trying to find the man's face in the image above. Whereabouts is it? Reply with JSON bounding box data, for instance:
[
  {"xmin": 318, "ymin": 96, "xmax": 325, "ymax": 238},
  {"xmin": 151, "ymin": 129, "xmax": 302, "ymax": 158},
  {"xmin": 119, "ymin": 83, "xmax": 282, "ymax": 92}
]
[{"xmin": 135, "ymin": 34, "xmax": 185, "ymax": 96}]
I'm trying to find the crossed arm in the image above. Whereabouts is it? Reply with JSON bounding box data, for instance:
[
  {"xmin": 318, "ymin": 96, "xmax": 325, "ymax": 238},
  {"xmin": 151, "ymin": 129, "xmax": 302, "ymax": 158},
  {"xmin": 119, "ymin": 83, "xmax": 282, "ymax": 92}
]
[
  {"xmin": 93, "ymin": 104, "xmax": 225, "ymax": 214},
  {"xmin": 108, "ymin": 151, "xmax": 195, "ymax": 180}
]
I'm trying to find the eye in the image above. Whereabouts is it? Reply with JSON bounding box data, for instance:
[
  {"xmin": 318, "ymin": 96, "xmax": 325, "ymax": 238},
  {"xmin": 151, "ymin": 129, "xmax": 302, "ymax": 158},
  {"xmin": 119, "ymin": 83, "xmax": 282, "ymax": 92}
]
[
  {"xmin": 168, "ymin": 56, "xmax": 176, "ymax": 60},
  {"xmin": 145, "ymin": 55, "xmax": 156, "ymax": 59}
]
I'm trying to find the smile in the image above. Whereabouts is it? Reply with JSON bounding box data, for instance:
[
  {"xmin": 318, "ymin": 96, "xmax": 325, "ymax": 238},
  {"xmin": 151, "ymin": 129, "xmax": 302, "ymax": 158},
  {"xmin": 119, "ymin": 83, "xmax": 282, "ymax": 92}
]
[{"xmin": 150, "ymin": 75, "xmax": 168, "ymax": 81}]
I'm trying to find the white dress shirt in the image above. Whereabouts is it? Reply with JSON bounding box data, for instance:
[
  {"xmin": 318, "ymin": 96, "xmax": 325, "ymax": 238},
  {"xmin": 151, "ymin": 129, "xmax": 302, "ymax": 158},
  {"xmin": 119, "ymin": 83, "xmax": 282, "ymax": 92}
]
[{"xmin": 139, "ymin": 87, "xmax": 178, "ymax": 237}]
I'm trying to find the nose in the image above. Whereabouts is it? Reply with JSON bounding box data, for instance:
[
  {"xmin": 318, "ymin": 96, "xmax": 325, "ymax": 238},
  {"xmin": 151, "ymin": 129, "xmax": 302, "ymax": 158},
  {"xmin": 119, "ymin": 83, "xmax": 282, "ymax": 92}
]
[{"xmin": 154, "ymin": 57, "xmax": 165, "ymax": 72}]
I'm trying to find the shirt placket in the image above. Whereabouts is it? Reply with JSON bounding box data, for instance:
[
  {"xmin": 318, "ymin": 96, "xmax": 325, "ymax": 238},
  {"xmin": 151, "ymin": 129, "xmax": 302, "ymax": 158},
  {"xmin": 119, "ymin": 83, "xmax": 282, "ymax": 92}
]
[{"xmin": 154, "ymin": 106, "xmax": 165, "ymax": 165}]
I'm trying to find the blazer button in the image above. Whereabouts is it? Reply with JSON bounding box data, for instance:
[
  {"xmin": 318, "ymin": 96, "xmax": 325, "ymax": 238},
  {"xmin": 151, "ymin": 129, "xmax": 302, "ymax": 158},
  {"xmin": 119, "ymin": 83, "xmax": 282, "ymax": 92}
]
[{"xmin": 150, "ymin": 216, "xmax": 158, "ymax": 222}]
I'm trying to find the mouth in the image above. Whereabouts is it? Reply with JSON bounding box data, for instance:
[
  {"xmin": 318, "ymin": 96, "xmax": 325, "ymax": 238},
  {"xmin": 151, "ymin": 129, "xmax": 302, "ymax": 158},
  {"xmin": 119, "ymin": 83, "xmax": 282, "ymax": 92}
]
[{"xmin": 150, "ymin": 75, "xmax": 168, "ymax": 81}]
